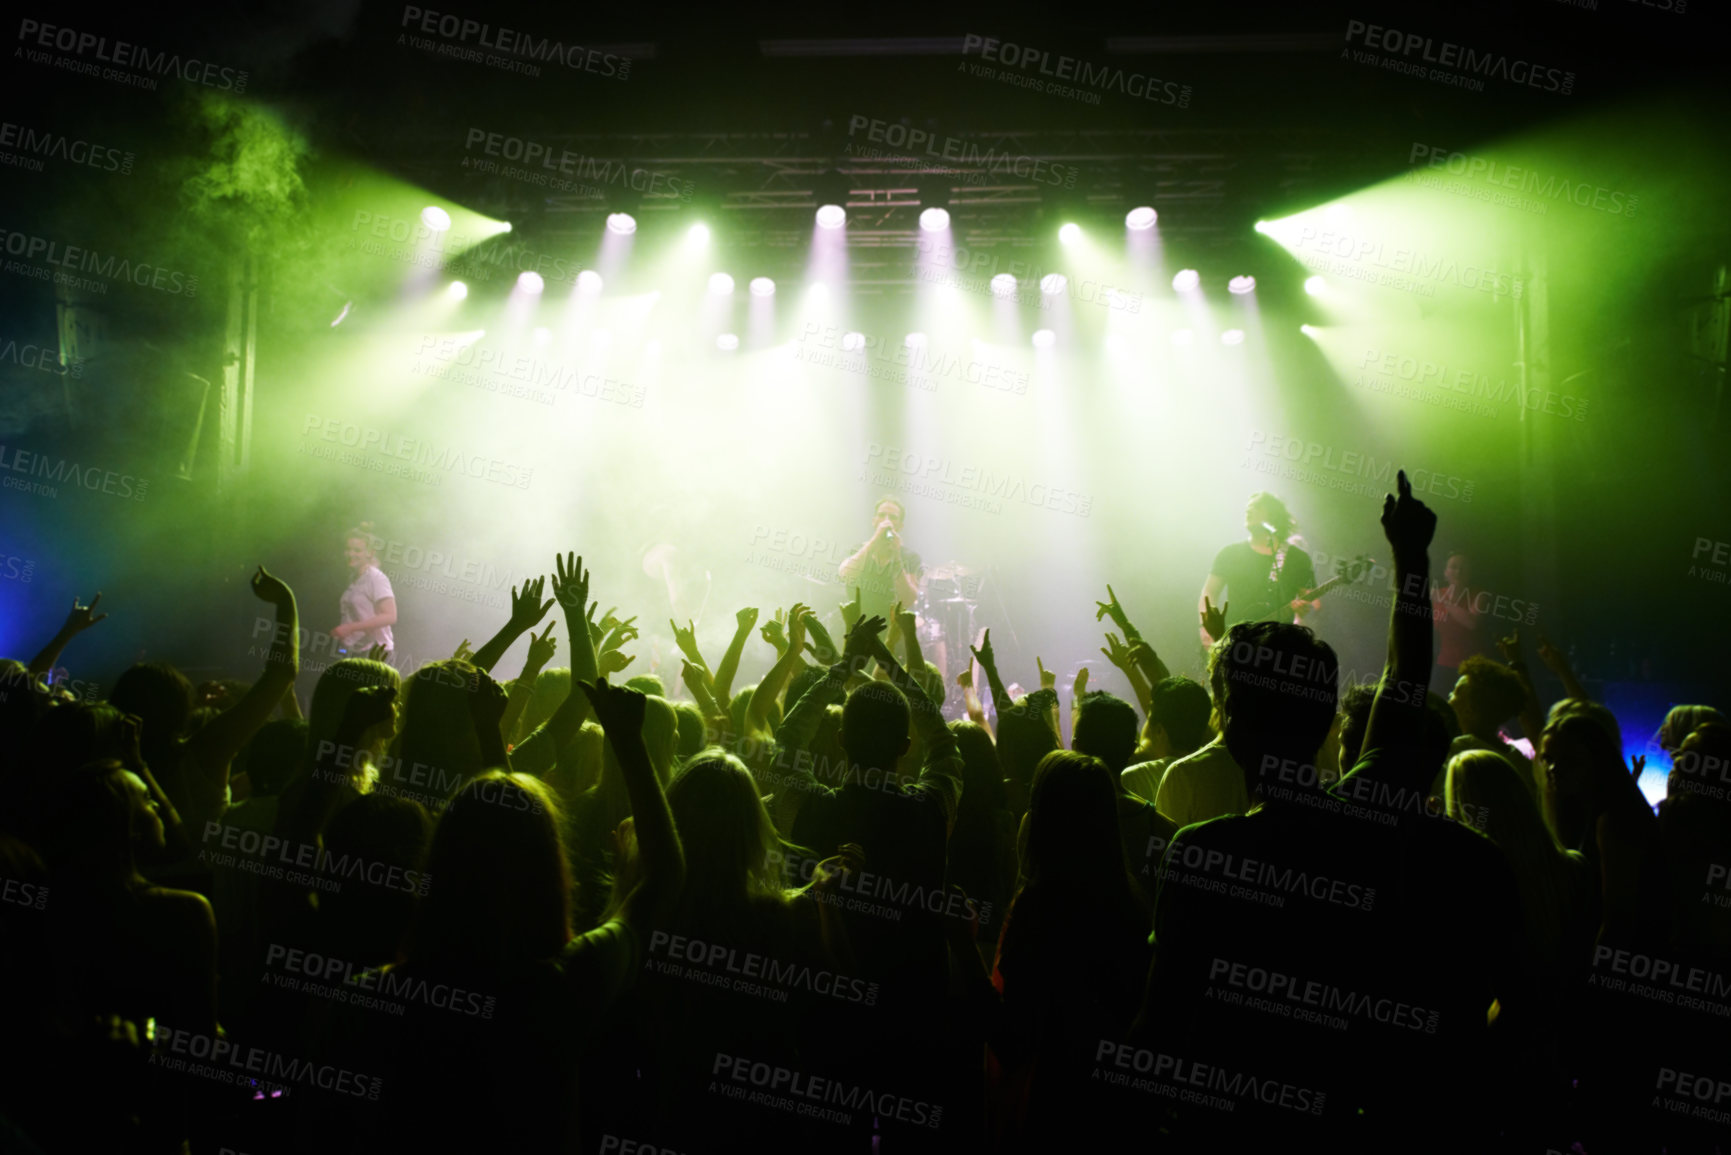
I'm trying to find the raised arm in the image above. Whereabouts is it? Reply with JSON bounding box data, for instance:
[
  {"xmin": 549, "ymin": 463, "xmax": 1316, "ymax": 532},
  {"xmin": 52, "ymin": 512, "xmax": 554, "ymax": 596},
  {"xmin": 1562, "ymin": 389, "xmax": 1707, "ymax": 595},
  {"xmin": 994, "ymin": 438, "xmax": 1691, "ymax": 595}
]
[
  {"xmin": 501, "ymin": 623, "xmax": 557, "ymax": 745},
  {"xmin": 1350, "ymin": 470, "xmax": 1437, "ymax": 770},
  {"xmin": 1535, "ymin": 634, "xmax": 1590, "ymax": 703},
  {"xmin": 711, "ymin": 607, "xmax": 758, "ymax": 705},
  {"xmin": 512, "ymin": 554, "xmax": 598, "ymax": 776},
  {"xmin": 970, "ymin": 629, "xmax": 1012, "ymax": 720},
  {"xmin": 1198, "ymin": 573, "xmax": 1227, "ymax": 645},
  {"xmin": 866, "ymin": 627, "xmax": 962, "ymax": 823},
  {"xmin": 183, "ymin": 568, "xmax": 300, "ymax": 821},
  {"xmin": 1496, "ymin": 629, "xmax": 1547, "ymax": 742},
  {"xmin": 895, "ymin": 602, "xmax": 924, "ymax": 681},
  {"xmin": 579, "ymin": 679, "xmax": 685, "ymax": 924},
  {"xmin": 746, "ymin": 604, "xmax": 811, "ymax": 737},
  {"xmin": 471, "ymin": 576, "xmax": 554, "ymax": 674},
  {"xmin": 27, "ymin": 592, "xmax": 107, "ymax": 678}
]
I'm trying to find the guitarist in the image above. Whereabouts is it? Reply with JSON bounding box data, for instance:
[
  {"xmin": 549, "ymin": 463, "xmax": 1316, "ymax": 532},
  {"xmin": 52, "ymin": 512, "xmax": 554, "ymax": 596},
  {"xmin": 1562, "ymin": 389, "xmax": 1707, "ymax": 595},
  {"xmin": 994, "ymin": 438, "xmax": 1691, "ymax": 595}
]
[{"xmin": 1198, "ymin": 492, "xmax": 1320, "ymax": 645}]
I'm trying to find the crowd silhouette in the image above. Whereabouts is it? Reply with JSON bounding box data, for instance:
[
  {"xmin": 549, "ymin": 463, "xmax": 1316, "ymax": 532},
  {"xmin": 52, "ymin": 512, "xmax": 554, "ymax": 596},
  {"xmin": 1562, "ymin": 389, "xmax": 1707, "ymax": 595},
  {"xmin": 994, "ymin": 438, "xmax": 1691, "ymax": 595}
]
[{"xmin": 2, "ymin": 471, "xmax": 1727, "ymax": 1155}]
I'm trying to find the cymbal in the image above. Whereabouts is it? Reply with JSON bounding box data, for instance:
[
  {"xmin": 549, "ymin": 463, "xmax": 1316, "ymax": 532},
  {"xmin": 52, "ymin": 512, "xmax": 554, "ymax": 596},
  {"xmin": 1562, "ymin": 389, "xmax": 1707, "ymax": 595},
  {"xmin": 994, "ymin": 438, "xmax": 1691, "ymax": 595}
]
[{"xmin": 923, "ymin": 561, "xmax": 977, "ymax": 580}]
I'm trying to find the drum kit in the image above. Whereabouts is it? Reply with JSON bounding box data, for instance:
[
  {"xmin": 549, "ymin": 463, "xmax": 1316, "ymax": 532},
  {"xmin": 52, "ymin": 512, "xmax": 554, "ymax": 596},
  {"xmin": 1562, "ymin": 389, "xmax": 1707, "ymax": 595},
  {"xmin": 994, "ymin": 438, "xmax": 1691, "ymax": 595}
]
[{"xmin": 798, "ymin": 558, "xmax": 997, "ymax": 690}]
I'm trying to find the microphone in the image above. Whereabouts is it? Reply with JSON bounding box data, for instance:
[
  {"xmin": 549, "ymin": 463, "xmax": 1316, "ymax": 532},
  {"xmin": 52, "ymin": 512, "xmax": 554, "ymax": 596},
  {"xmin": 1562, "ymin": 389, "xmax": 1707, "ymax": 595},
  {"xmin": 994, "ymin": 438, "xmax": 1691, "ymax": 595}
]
[
  {"xmin": 884, "ymin": 529, "xmax": 896, "ymax": 542},
  {"xmin": 1258, "ymin": 522, "xmax": 1279, "ymax": 540}
]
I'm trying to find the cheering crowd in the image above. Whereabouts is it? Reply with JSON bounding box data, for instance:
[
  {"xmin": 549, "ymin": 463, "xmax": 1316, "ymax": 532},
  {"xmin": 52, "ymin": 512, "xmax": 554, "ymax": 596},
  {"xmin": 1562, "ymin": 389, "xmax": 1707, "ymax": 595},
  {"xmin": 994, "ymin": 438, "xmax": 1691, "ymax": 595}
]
[{"xmin": 1, "ymin": 472, "xmax": 1727, "ymax": 1155}]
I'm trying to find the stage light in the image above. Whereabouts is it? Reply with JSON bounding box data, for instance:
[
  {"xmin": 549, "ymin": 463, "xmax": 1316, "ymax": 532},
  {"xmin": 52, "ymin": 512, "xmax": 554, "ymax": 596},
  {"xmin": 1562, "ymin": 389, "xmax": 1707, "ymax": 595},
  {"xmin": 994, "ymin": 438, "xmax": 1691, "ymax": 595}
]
[
  {"xmin": 919, "ymin": 207, "xmax": 950, "ymax": 232},
  {"xmin": 841, "ymin": 331, "xmax": 865, "ymax": 352},
  {"xmin": 1058, "ymin": 223, "xmax": 1082, "ymax": 246},
  {"xmin": 1300, "ymin": 324, "xmax": 1318, "ymax": 337},
  {"xmin": 750, "ymin": 277, "xmax": 776, "ymax": 297},
  {"xmin": 577, "ymin": 270, "xmax": 604, "ymax": 294},
  {"xmin": 1126, "ymin": 206, "xmax": 1157, "ymax": 231},
  {"xmin": 688, "ymin": 223, "xmax": 711, "ymax": 244},
  {"xmin": 1253, "ymin": 221, "xmax": 1269, "ymax": 234},
  {"xmin": 1170, "ymin": 328, "xmax": 1193, "ymax": 345},
  {"xmin": 499, "ymin": 222, "xmax": 512, "ymax": 233},
  {"xmin": 1032, "ymin": 329, "xmax": 1056, "ymax": 348},
  {"xmin": 533, "ymin": 326, "xmax": 550, "ymax": 343},
  {"xmin": 421, "ymin": 206, "xmax": 451, "ymax": 232},
  {"xmin": 807, "ymin": 282, "xmax": 829, "ymax": 299},
  {"xmin": 607, "ymin": 212, "xmax": 637, "ymax": 235},
  {"xmin": 905, "ymin": 332, "xmax": 927, "ymax": 347},
  {"xmin": 1172, "ymin": 269, "xmax": 1200, "ymax": 292},
  {"xmin": 990, "ymin": 274, "xmax": 1018, "ymax": 297},
  {"xmin": 709, "ymin": 273, "xmax": 735, "ymax": 294},
  {"xmin": 816, "ymin": 204, "xmax": 847, "ymax": 229},
  {"xmin": 517, "ymin": 271, "xmax": 544, "ymax": 294},
  {"xmin": 1040, "ymin": 273, "xmax": 1067, "ymax": 295},
  {"xmin": 1221, "ymin": 329, "xmax": 1245, "ymax": 346},
  {"xmin": 447, "ymin": 281, "xmax": 468, "ymax": 299},
  {"xmin": 1325, "ymin": 204, "xmax": 1353, "ymax": 226},
  {"xmin": 1304, "ymin": 275, "xmax": 1326, "ymax": 296},
  {"xmin": 1229, "ymin": 275, "xmax": 1256, "ymax": 295},
  {"xmin": 717, "ymin": 333, "xmax": 738, "ymax": 351}
]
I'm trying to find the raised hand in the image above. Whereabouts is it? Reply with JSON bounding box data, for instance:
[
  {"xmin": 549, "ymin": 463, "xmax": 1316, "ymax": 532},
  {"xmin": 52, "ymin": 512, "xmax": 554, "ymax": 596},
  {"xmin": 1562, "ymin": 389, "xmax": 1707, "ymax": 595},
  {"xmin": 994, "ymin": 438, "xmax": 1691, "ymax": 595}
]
[
  {"xmin": 525, "ymin": 622, "xmax": 558, "ymax": 670},
  {"xmin": 807, "ymin": 842, "xmax": 865, "ymax": 895},
  {"xmin": 1535, "ymin": 634, "xmax": 1569, "ymax": 675},
  {"xmin": 843, "ymin": 615, "xmax": 888, "ymax": 667},
  {"xmin": 1101, "ymin": 631, "xmax": 1132, "ymax": 671},
  {"xmin": 669, "ymin": 618, "xmax": 704, "ymax": 666},
  {"xmin": 679, "ymin": 658, "xmax": 714, "ymax": 700},
  {"xmin": 1200, "ymin": 597, "xmax": 1227, "ymax": 645},
  {"xmin": 366, "ymin": 644, "xmax": 389, "ymax": 663},
  {"xmin": 970, "ymin": 628, "xmax": 996, "ymax": 673},
  {"xmin": 736, "ymin": 606, "xmax": 760, "ymax": 633},
  {"xmin": 508, "ymin": 575, "xmax": 555, "ymax": 633},
  {"xmin": 785, "ymin": 603, "xmax": 811, "ymax": 656},
  {"xmin": 1380, "ymin": 469, "xmax": 1438, "ymax": 559},
  {"xmin": 1630, "ymin": 754, "xmax": 1647, "ymax": 783},
  {"xmin": 599, "ymin": 648, "xmax": 636, "ymax": 677},
  {"xmin": 893, "ymin": 601, "xmax": 918, "ymax": 641},
  {"xmin": 601, "ymin": 618, "xmax": 639, "ymax": 654},
  {"xmin": 956, "ymin": 668, "xmax": 973, "ymax": 690},
  {"xmin": 1094, "ymin": 584, "xmax": 1137, "ymax": 638},
  {"xmin": 839, "ymin": 587, "xmax": 862, "ymax": 631},
  {"xmin": 1127, "ymin": 640, "xmax": 1162, "ymax": 680},
  {"xmin": 1495, "ymin": 629, "xmax": 1522, "ymax": 664},
  {"xmin": 452, "ymin": 637, "xmax": 475, "ymax": 662},
  {"xmin": 1073, "ymin": 665, "xmax": 1090, "ymax": 698},
  {"xmin": 760, "ymin": 612, "xmax": 789, "ymax": 653},
  {"xmin": 576, "ymin": 677, "xmax": 648, "ymax": 737},
  {"xmin": 250, "ymin": 567, "xmax": 293, "ymax": 605},
  {"xmin": 553, "ymin": 552, "xmax": 591, "ymax": 613},
  {"xmin": 1037, "ymin": 656, "xmax": 1056, "ymax": 691},
  {"xmin": 59, "ymin": 592, "xmax": 108, "ymax": 635}
]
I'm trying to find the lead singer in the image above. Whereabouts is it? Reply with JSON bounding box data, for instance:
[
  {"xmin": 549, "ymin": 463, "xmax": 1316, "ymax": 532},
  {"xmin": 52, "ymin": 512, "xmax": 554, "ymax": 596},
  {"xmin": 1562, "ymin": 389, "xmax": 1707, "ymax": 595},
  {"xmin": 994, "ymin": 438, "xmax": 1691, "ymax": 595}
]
[{"xmin": 838, "ymin": 496, "xmax": 922, "ymax": 630}]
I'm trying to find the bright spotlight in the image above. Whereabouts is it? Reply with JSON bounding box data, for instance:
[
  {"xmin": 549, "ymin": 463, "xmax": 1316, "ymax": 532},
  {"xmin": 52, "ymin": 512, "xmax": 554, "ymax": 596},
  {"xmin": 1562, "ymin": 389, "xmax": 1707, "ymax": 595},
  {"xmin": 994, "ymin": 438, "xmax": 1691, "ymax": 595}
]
[
  {"xmin": 1170, "ymin": 328, "xmax": 1193, "ymax": 346},
  {"xmin": 807, "ymin": 282, "xmax": 829, "ymax": 299},
  {"xmin": 447, "ymin": 281, "xmax": 468, "ymax": 299},
  {"xmin": 1040, "ymin": 273, "xmax": 1067, "ymax": 296},
  {"xmin": 533, "ymin": 326, "xmax": 550, "ymax": 343},
  {"xmin": 1058, "ymin": 223, "xmax": 1082, "ymax": 246},
  {"xmin": 1221, "ymin": 329, "xmax": 1245, "ymax": 346},
  {"xmin": 816, "ymin": 204, "xmax": 847, "ymax": 229},
  {"xmin": 499, "ymin": 222, "xmax": 512, "ymax": 233},
  {"xmin": 841, "ymin": 331, "xmax": 865, "ymax": 352},
  {"xmin": 1126, "ymin": 206, "xmax": 1157, "ymax": 231},
  {"xmin": 1172, "ymin": 269, "xmax": 1200, "ymax": 292},
  {"xmin": 517, "ymin": 271, "xmax": 544, "ymax": 294},
  {"xmin": 990, "ymin": 274, "xmax": 1018, "ymax": 297},
  {"xmin": 1300, "ymin": 324, "xmax": 1318, "ymax": 337},
  {"xmin": 750, "ymin": 277, "xmax": 776, "ymax": 297},
  {"xmin": 905, "ymin": 332, "xmax": 927, "ymax": 347},
  {"xmin": 687, "ymin": 223, "xmax": 711, "ymax": 244},
  {"xmin": 919, "ymin": 207, "xmax": 950, "ymax": 232},
  {"xmin": 1325, "ymin": 204, "xmax": 1353, "ymax": 226},
  {"xmin": 716, "ymin": 333, "xmax": 738, "ymax": 351},
  {"xmin": 421, "ymin": 206, "xmax": 451, "ymax": 232},
  {"xmin": 607, "ymin": 213, "xmax": 637, "ymax": 235},
  {"xmin": 1228, "ymin": 275, "xmax": 1256, "ymax": 295},
  {"xmin": 1253, "ymin": 221, "xmax": 1269, "ymax": 235},
  {"xmin": 1304, "ymin": 275, "xmax": 1326, "ymax": 296},
  {"xmin": 1032, "ymin": 329, "xmax": 1056, "ymax": 348},
  {"xmin": 577, "ymin": 270, "xmax": 604, "ymax": 294},
  {"xmin": 709, "ymin": 273, "xmax": 735, "ymax": 295}
]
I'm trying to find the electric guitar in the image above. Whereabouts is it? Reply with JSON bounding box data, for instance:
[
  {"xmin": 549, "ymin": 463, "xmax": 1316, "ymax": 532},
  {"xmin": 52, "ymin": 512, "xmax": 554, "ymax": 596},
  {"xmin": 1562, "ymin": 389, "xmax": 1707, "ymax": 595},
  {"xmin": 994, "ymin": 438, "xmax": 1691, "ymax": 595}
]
[{"xmin": 1289, "ymin": 555, "xmax": 1375, "ymax": 612}]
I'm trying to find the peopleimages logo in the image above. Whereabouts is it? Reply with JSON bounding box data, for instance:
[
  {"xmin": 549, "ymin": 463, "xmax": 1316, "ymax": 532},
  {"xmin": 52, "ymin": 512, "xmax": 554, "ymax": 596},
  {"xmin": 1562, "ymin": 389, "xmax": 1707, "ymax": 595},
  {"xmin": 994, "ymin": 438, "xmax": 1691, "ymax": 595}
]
[
  {"xmin": 1242, "ymin": 431, "xmax": 1475, "ymax": 504},
  {"xmin": 961, "ymin": 35, "xmax": 1192, "ymax": 108},
  {"xmin": 843, "ymin": 116, "xmax": 1078, "ymax": 188},
  {"xmin": 462, "ymin": 129, "xmax": 691, "ymax": 200},
  {"xmin": 15, "ymin": 20, "xmax": 249, "ymax": 92},
  {"xmin": 0, "ymin": 229, "xmax": 197, "ymax": 297},
  {"xmin": 1407, "ymin": 144, "xmax": 1636, "ymax": 217},
  {"xmin": 1343, "ymin": 19, "xmax": 1574, "ymax": 95},
  {"xmin": 398, "ymin": 6, "xmax": 629, "ymax": 79},
  {"xmin": 0, "ymin": 121, "xmax": 134, "ymax": 174}
]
